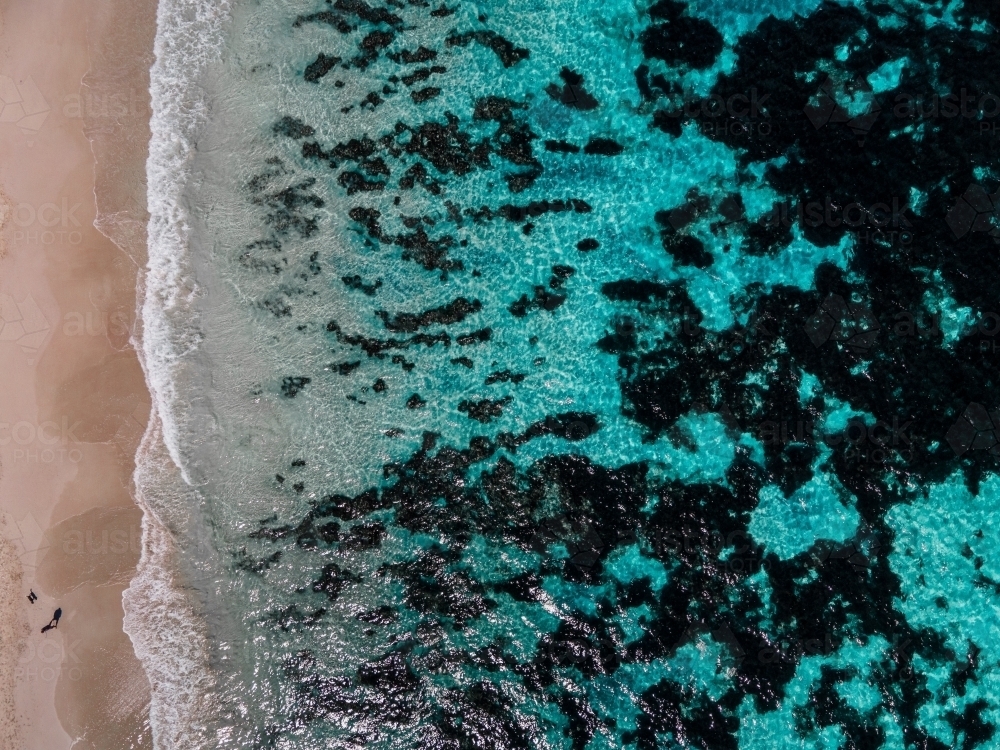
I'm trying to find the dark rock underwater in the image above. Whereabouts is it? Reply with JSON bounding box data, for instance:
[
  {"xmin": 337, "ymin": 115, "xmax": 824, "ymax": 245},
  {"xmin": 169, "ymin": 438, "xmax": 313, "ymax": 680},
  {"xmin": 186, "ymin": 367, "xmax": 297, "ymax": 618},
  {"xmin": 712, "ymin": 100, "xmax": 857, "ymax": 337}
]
[{"xmin": 222, "ymin": 0, "xmax": 1000, "ymax": 746}]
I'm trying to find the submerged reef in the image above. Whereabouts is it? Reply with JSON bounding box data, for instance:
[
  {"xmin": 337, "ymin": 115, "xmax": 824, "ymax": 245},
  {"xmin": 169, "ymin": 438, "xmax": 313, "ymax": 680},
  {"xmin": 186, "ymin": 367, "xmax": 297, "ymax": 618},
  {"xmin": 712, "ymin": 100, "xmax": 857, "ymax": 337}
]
[{"xmin": 228, "ymin": 0, "xmax": 1000, "ymax": 746}]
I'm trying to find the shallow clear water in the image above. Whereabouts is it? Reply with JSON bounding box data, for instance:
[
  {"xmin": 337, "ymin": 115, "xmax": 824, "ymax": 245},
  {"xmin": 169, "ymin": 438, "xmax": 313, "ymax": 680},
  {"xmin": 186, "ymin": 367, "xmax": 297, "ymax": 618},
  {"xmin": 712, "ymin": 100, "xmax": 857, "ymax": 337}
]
[{"xmin": 134, "ymin": 0, "xmax": 1000, "ymax": 746}]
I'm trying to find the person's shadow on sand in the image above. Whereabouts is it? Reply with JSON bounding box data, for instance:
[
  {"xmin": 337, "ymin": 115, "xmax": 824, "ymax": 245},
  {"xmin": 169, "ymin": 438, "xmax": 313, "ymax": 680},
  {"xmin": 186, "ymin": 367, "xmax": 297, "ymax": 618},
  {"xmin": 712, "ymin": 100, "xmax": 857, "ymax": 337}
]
[{"xmin": 40, "ymin": 608, "xmax": 62, "ymax": 634}]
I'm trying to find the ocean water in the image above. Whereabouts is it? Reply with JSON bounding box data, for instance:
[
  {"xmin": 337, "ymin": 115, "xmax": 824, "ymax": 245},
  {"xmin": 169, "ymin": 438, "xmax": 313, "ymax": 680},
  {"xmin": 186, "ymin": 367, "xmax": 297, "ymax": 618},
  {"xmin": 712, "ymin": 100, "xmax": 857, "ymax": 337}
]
[{"xmin": 128, "ymin": 0, "xmax": 1000, "ymax": 747}]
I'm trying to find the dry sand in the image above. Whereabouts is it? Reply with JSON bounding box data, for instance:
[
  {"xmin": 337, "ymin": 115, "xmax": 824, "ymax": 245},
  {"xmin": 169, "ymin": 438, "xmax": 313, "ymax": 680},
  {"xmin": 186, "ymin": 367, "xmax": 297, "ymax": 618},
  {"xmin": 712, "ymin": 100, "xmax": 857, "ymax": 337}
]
[{"xmin": 0, "ymin": 0, "xmax": 157, "ymax": 747}]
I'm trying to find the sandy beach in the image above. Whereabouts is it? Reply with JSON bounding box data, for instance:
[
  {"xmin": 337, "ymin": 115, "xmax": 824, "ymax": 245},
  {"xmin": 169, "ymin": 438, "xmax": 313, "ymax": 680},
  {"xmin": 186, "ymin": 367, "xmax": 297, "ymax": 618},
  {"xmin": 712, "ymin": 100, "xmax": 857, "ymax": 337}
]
[{"xmin": 0, "ymin": 0, "xmax": 156, "ymax": 746}]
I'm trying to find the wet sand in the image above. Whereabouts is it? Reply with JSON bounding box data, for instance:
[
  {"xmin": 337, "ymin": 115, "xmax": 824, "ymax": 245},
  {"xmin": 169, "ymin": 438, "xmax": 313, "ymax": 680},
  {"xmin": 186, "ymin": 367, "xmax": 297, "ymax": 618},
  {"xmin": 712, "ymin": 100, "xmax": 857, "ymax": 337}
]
[{"xmin": 0, "ymin": 0, "xmax": 156, "ymax": 746}]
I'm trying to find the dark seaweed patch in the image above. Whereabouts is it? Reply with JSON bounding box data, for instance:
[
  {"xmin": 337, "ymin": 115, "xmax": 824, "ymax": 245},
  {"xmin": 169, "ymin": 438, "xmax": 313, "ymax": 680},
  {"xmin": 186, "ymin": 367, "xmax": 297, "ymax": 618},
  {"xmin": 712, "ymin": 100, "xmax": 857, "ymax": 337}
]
[
  {"xmin": 639, "ymin": 7, "xmax": 723, "ymax": 70},
  {"xmin": 655, "ymin": 209, "xmax": 713, "ymax": 268},
  {"xmin": 388, "ymin": 45, "xmax": 438, "ymax": 64},
  {"xmin": 456, "ymin": 327, "xmax": 491, "ymax": 345},
  {"xmin": 342, "ymin": 274, "xmax": 382, "ymax": 296},
  {"xmin": 333, "ymin": 0, "xmax": 403, "ymax": 28},
  {"xmin": 549, "ymin": 265, "xmax": 575, "ymax": 290},
  {"xmin": 394, "ymin": 225, "xmax": 463, "ymax": 275},
  {"xmin": 273, "ymin": 116, "xmax": 315, "ymax": 139},
  {"xmin": 235, "ymin": 548, "xmax": 282, "ymax": 575},
  {"xmin": 338, "ymin": 171, "xmax": 386, "ymax": 194},
  {"xmin": 327, "ymin": 320, "xmax": 452, "ymax": 359},
  {"xmin": 544, "ymin": 139, "xmax": 580, "ymax": 154},
  {"xmin": 339, "ymin": 522, "xmax": 386, "ymax": 552},
  {"xmin": 458, "ymin": 396, "xmax": 512, "ymax": 423},
  {"xmin": 509, "ymin": 287, "xmax": 566, "ymax": 317},
  {"xmin": 498, "ymin": 199, "xmax": 591, "ymax": 222},
  {"xmin": 401, "ymin": 65, "xmax": 446, "ymax": 86},
  {"xmin": 473, "ymin": 96, "xmax": 526, "ymax": 122},
  {"xmin": 311, "ymin": 563, "xmax": 358, "ymax": 601},
  {"xmin": 545, "ymin": 67, "xmax": 599, "ymax": 111},
  {"xmin": 293, "ymin": 11, "xmax": 353, "ymax": 33},
  {"xmin": 281, "ymin": 376, "xmax": 311, "ymax": 398},
  {"xmin": 411, "ymin": 87, "xmax": 441, "ymax": 104},
  {"xmin": 270, "ymin": 606, "xmax": 327, "ymax": 633},
  {"xmin": 406, "ymin": 393, "xmax": 427, "ymax": 409},
  {"xmin": 334, "ymin": 361, "xmax": 361, "ymax": 376},
  {"xmin": 485, "ymin": 370, "xmax": 525, "ymax": 385},
  {"xmin": 583, "ymin": 137, "xmax": 624, "ymax": 156},
  {"xmin": 251, "ymin": 175, "xmax": 324, "ymax": 239},
  {"xmin": 445, "ymin": 30, "xmax": 530, "ymax": 68},
  {"xmin": 377, "ymin": 298, "xmax": 481, "ymax": 333},
  {"xmin": 497, "ymin": 413, "xmax": 601, "ymax": 451},
  {"xmin": 401, "ymin": 114, "xmax": 491, "ymax": 176},
  {"xmin": 352, "ymin": 30, "xmax": 396, "ymax": 69},
  {"xmin": 304, "ymin": 53, "xmax": 342, "ymax": 83}
]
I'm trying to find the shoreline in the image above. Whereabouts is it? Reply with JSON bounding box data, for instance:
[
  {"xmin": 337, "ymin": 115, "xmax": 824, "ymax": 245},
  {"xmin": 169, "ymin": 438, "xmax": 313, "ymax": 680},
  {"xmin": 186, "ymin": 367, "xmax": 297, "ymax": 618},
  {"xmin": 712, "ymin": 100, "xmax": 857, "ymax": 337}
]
[
  {"xmin": 122, "ymin": 0, "xmax": 233, "ymax": 743},
  {"xmin": 0, "ymin": 0, "xmax": 158, "ymax": 747}
]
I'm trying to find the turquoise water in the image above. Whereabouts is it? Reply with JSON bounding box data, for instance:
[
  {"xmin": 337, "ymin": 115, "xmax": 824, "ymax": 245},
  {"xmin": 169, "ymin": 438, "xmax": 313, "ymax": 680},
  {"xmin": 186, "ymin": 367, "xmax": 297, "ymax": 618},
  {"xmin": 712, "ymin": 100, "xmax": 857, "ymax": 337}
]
[{"xmin": 133, "ymin": 0, "xmax": 1000, "ymax": 746}]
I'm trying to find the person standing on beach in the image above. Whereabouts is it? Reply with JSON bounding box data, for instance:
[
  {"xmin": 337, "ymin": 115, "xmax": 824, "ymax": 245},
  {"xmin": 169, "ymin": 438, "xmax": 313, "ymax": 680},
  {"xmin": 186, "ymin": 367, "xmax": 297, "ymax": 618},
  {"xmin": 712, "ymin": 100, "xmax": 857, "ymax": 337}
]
[{"xmin": 40, "ymin": 607, "xmax": 62, "ymax": 633}]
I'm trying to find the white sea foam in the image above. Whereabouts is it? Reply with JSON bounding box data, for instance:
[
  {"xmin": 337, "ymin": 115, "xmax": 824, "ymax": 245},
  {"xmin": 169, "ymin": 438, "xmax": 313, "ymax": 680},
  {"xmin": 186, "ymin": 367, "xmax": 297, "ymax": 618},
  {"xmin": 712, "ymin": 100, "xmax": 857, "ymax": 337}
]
[
  {"xmin": 123, "ymin": 419, "xmax": 219, "ymax": 749},
  {"xmin": 123, "ymin": 0, "xmax": 233, "ymax": 747},
  {"xmin": 142, "ymin": 0, "xmax": 231, "ymax": 479}
]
